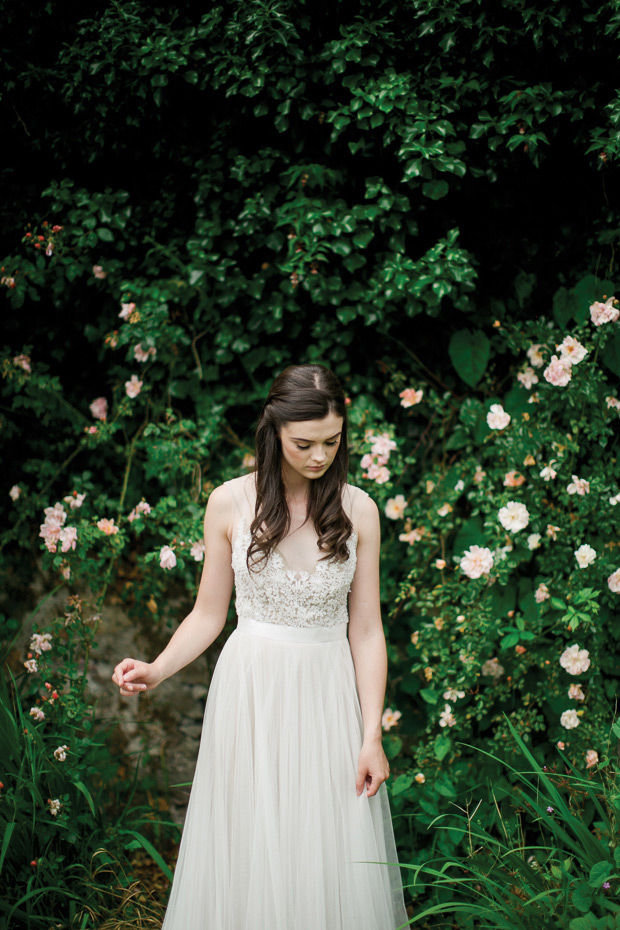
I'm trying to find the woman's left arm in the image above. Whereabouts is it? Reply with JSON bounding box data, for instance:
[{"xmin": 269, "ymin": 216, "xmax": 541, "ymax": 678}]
[{"xmin": 348, "ymin": 494, "xmax": 390, "ymax": 798}]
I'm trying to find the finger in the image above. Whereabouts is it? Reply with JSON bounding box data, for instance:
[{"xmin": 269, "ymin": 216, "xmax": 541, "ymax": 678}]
[{"xmin": 356, "ymin": 766, "xmax": 368, "ymax": 796}]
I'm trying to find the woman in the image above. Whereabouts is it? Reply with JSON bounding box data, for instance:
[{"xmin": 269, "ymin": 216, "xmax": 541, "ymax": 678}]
[{"xmin": 112, "ymin": 364, "xmax": 408, "ymax": 930}]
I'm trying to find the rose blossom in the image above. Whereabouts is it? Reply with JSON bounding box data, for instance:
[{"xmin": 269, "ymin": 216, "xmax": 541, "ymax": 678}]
[
  {"xmin": 381, "ymin": 708, "xmax": 402, "ymax": 730},
  {"xmin": 567, "ymin": 475, "xmax": 590, "ymax": 496},
  {"xmin": 443, "ymin": 688, "xmax": 465, "ymax": 701},
  {"xmin": 586, "ymin": 749, "xmax": 599, "ymax": 768},
  {"xmin": 540, "ymin": 463, "xmax": 557, "ymax": 480},
  {"xmin": 385, "ymin": 495, "xmax": 406, "ymax": 519},
  {"xmin": 560, "ymin": 644, "xmax": 590, "ymax": 675},
  {"xmin": 160, "ymin": 545, "xmax": 177, "ymax": 570},
  {"xmin": 89, "ymin": 397, "xmax": 108, "ymax": 420},
  {"xmin": 568, "ymin": 683, "xmax": 585, "ymax": 701},
  {"xmin": 59, "ymin": 526, "xmax": 77, "ymax": 553},
  {"xmin": 134, "ymin": 343, "xmax": 157, "ymax": 363},
  {"xmin": 24, "ymin": 658, "xmax": 38, "ymax": 673},
  {"xmin": 365, "ymin": 463, "xmax": 390, "ymax": 484},
  {"xmin": 53, "ymin": 745, "xmax": 68, "ymax": 762},
  {"xmin": 590, "ymin": 296, "xmax": 619, "ymax": 326},
  {"xmin": 498, "ymin": 501, "xmax": 529, "ymax": 532},
  {"xmin": 125, "ymin": 374, "xmax": 143, "ymax": 398},
  {"xmin": 543, "ymin": 355, "xmax": 572, "ymax": 386},
  {"xmin": 526, "ymin": 344, "xmax": 545, "ymax": 367},
  {"xmin": 504, "ymin": 471, "xmax": 526, "ymax": 487},
  {"xmin": 535, "ymin": 583, "xmax": 550, "ymax": 603},
  {"xmin": 557, "ymin": 335, "xmax": 587, "ymax": 366},
  {"xmin": 190, "ymin": 539, "xmax": 205, "ymax": 561},
  {"xmin": 63, "ymin": 492, "xmax": 86, "ymax": 509},
  {"xmin": 460, "ymin": 545, "xmax": 494, "ymax": 579},
  {"xmin": 517, "ymin": 366, "xmax": 539, "ymax": 389},
  {"xmin": 47, "ymin": 798, "xmax": 61, "ymax": 816},
  {"xmin": 399, "ymin": 527, "xmax": 425, "ymax": 545},
  {"xmin": 414, "ymin": 772, "xmax": 426, "ymax": 784},
  {"xmin": 97, "ymin": 518, "xmax": 119, "ymax": 535},
  {"xmin": 369, "ymin": 433, "xmax": 397, "ymax": 458},
  {"xmin": 546, "ymin": 524, "xmax": 561, "ymax": 539},
  {"xmin": 606, "ymin": 396, "xmax": 620, "ymax": 410},
  {"xmin": 574, "ymin": 544, "xmax": 596, "ymax": 568},
  {"xmin": 610, "ymin": 492, "xmax": 620, "ymax": 506},
  {"xmin": 438, "ymin": 705, "xmax": 456, "ymax": 727},
  {"xmin": 607, "ymin": 568, "xmax": 620, "ymax": 593},
  {"xmin": 92, "ymin": 265, "xmax": 107, "ymax": 279},
  {"xmin": 527, "ymin": 533, "xmax": 541, "ymax": 550},
  {"xmin": 481, "ymin": 657, "xmax": 505, "ymax": 678},
  {"xmin": 119, "ymin": 302, "xmax": 136, "ymax": 320},
  {"xmin": 560, "ymin": 709, "xmax": 580, "ymax": 729},
  {"xmin": 399, "ymin": 387, "xmax": 423, "ymax": 407},
  {"xmin": 487, "ymin": 404, "xmax": 511, "ymax": 429},
  {"xmin": 435, "ymin": 559, "xmax": 446, "ymax": 569},
  {"xmin": 30, "ymin": 632, "xmax": 52, "ymax": 655},
  {"xmin": 29, "ymin": 706, "xmax": 46, "ymax": 721},
  {"xmin": 13, "ymin": 353, "xmax": 31, "ymax": 371},
  {"xmin": 9, "ymin": 485, "xmax": 21, "ymax": 501},
  {"xmin": 437, "ymin": 503, "xmax": 452, "ymax": 517}
]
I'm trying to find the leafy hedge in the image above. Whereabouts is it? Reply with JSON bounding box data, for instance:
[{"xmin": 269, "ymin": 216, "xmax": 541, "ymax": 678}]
[{"xmin": 2, "ymin": 0, "xmax": 620, "ymax": 925}]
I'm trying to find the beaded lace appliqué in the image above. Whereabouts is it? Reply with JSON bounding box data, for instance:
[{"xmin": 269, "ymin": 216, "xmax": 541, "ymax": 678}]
[{"xmin": 231, "ymin": 517, "xmax": 358, "ymax": 628}]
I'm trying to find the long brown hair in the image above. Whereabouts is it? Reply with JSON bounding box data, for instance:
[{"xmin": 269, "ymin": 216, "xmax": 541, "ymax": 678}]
[{"xmin": 247, "ymin": 364, "xmax": 352, "ymax": 570}]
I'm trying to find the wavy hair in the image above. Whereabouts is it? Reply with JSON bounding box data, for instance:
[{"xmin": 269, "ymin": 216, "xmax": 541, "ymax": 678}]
[{"xmin": 247, "ymin": 364, "xmax": 352, "ymax": 570}]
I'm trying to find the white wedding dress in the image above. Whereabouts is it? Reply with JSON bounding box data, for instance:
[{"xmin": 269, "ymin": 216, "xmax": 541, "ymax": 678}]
[{"xmin": 160, "ymin": 475, "xmax": 408, "ymax": 930}]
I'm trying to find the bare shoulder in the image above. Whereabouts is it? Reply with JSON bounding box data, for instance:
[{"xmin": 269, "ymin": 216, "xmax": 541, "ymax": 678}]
[{"xmin": 343, "ymin": 483, "xmax": 378, "ymax": 538}]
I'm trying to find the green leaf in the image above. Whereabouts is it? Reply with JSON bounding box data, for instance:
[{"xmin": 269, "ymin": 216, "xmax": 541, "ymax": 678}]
[
  {"xmin": 448, "ymin": 328, "xmax": 491, "ymax": 388},
  {"xmin": 453, "ymin": 516, "xmax": 485, "ymax": 554},
  {"xmin": 391, "ymin": 774, "xmax": 414, "ymax": 796},
  {"xmin": 352, "ymin": 228, "xmax": 374, "ymax": 249},
  {"xmin": 434, "ymin": 735, "xmax": 452, "ymax": 761},
  {"xmin": 601, "ymin": 329, "xmax": 620, "ymax": 377},
  {"xmin": 96, "ymin": 227, "xmax": 114, "ymax": 242},
  {"xmin": 588, "ymin": 860, "xmax": 613, "ymax": 888},
  {"xmin": 419, "ymin": 687, "xmax": 439, "ymax": 705},
  {"xmin": 572, "ymin": 883, "xmax": 594, "ymax": 914},
  {"xmin": 422, "ymin": 179, "xmax": 450, "ymax": 200}
]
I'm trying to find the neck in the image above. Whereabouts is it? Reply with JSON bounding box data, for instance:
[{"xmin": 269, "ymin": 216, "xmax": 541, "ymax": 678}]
[{"xmin": 281, "ymin": 461, "xmax": 311, "ymax": 503}]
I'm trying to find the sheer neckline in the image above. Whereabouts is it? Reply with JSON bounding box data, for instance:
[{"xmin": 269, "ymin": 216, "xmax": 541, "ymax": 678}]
[{"xmin": 234, "ymin": 516, "xmax": 358, "ymax": 581}]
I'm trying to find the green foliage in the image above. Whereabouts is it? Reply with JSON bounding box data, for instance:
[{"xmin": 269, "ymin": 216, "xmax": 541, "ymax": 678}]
[
  {"xmin": 0, "ymin": 596, "xmax": 174, "ymax": 929},
  {"xmin": 2, "ymin": 0, "xmax": 620, "ymax": 918},
  {"xmin": 404, "ymin": 718, "xmax": 620, "ymax": 929}
]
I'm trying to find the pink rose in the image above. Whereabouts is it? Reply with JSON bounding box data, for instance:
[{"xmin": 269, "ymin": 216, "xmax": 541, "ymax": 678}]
[
  {"xmin": 125, "ymin": 374, "xmax": 143, "ymax": 398},
  {"xmin": 119, "ymin": 302, "xmax": 136, "ymax": 320},
  {"xmin": 13, "ymin": 354, "xmax": 32, "ymax": 372},
  {"xmin": 160, "ymin": 545, "xmax": 177, "ymax": 570},
  {"xmin": 590, "ymin": 297, "xmax": 619, "ymax": 326},
  {"xmin": 89, "ymin": 397, "xmax": 108, "ymax": 420},
  {"xmin": 92, "ymin": 265, "xmax": 107, "ymax": 279},
  {"xmin": 543, "ymin": 355, "xmax": 572, "ymax": 386}
]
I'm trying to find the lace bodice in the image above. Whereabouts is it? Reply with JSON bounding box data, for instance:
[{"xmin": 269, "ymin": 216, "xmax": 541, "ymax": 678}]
[
  {"xmin": 225, "ymin": 474, "xmax": 368, "ymax": 629},
  {"xmin": 231, "ymin": 516, "xmax": 358, "ymax": 628}
]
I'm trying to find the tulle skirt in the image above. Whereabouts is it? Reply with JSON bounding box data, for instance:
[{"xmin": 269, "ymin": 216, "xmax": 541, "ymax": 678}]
[{"xmin": 161, "ymin": 616, "xmax": 408, "ymax": 930}]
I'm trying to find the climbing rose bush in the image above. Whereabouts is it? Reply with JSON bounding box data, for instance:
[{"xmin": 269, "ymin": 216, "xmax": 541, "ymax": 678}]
[{"xmin": 345, "ymin": 292, "xmax": 620, "ymax": 862}]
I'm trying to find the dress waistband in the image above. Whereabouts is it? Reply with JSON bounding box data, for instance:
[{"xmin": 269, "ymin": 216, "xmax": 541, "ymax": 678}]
[{"xmin": 236, "ymin": 615, "xmax": 348, "ymax": 643}]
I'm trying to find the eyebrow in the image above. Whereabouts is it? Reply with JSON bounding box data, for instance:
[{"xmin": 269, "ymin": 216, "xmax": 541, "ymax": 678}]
[{"xmin": 290, "ymin": 432, "xmax": 342, "ymax": 442}]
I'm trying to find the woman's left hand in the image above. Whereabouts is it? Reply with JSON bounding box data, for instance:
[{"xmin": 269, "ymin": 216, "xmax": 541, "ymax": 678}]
[{"xmin": 356, "ymin": 738, "xmax": 390, "ymax": 797}]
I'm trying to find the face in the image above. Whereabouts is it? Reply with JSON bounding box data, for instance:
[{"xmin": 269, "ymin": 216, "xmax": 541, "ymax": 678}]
[{"xmin": 279, "ymin": 412, "xmax": 344, "ymax": 483}]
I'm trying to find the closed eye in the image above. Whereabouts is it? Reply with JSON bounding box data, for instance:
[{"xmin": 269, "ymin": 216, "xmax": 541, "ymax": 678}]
[{"xmin": 295, "ymin": 440, "xmax": 339, "ymax": 450}]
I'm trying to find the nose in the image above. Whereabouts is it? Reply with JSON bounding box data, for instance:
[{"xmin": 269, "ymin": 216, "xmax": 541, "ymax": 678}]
[{"xmin": 311, "ymin": 448, "xmax": 326, "ymax": 463}]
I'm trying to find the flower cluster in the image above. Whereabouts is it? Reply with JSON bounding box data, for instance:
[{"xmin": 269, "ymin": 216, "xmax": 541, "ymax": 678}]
[
  {"xmin": 361, "ymin": 431, "xmax": 397, "ymax": 484},
  {"xmin": 39, "ymin": 504, "xmax": 77, "ymax": 554},
  {"xmin": 543, "ymin": 334, "xmax": 587, "ymax": 386}
]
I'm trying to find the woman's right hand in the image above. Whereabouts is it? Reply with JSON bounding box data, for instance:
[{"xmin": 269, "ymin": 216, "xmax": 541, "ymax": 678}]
[{"xmin": 111, "ymin": 657, "xmax": 164, "ymax": 697}]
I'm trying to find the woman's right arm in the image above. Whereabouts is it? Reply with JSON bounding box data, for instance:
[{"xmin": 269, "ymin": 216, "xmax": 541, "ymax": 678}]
[{"xmin": 111, "ymin": 483, "xmax": 234, "ymax": 696}]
